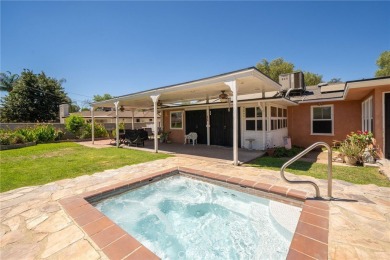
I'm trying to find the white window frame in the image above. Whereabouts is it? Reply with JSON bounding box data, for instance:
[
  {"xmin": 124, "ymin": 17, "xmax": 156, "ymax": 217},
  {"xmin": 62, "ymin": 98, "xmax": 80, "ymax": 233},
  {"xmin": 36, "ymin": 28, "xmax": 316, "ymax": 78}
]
[
  {"xmin": 170, "ymin": 111, "xmax": 183, "ymax": 129},
  {"xmin": 270, "ymin": 105, "xmax": 288, "ymax": 131},
  {"xmin": 245, "ymin": 107, "xmax": 263, "ymax": 131},
  {"xmin": 362, "ymin": 96, "xmax": 373, "ymax": 132},
  {"xmin": 311, "ymin": 105, "xmax": 334, "ymax": 136}
]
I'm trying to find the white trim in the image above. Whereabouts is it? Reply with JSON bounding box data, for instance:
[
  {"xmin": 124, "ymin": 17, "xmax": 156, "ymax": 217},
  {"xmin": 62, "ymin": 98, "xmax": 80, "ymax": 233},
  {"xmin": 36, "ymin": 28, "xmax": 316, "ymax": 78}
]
[
  {"xmin": 244, "ymin": 107, "xmax": 262, "ymax": 131},
  {"xmin": 383, "ymin": 91, "xmax": 390, "ymax": 158},
  {"xmin": 269, "ymin": 105, "xmax": 288, "ymax": 131},
  {"xmin": 362, "ymin": 96, "xmax": 373, "ymax": 132},
  {"xmin": 161, "ymin": 98, "xmax": 297, "ymax": 111},
  {"xmin": 170, "ymin": 111, "xmax": 184, "ymax": 129},
  {"xmin": 150, "ymin": 95, "xmax": 160, "ymax": 153},
  {"xmin": 206, "ymin": 107, "xmax": 210, "ymax": 146},
  {"xmin": 310, "ymin": 104, "xmax": 334, "ymax": 136},
  {"xmin": 225, "ymin": 80, "xmax": 239, "ymax": 166},
  {"xmin": 91, "ymin": 108, "xmax": 95, "ymax": 144},
  {"xmin": 92, "ymin": 68, "xmax": 282, "ymax": 107},
  {"xmin": 298, "ymin": 97, "xmax": 344, "ymax": 103},
  {"xmin": 114, "ymin": 101, "xmax": 120, "ymax": 148}
]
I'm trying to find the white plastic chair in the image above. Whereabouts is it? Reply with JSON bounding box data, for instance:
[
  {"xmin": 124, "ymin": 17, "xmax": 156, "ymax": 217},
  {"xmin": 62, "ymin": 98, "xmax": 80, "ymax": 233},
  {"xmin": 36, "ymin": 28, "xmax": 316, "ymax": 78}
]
[{"xmin": 184, "ymin": 132, "xmax": 198, "ymax": 146}]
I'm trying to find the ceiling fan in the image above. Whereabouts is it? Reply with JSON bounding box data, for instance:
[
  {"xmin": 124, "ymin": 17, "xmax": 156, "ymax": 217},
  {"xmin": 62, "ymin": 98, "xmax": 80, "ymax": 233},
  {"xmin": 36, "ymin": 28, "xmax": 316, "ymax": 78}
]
[
  {"xmin": 219, "ymin": 90, "xmax": 229, "ymax": 102},
  {"xmin": 216, "ymin": 90, "xmax": 232, "ymax": 111}
]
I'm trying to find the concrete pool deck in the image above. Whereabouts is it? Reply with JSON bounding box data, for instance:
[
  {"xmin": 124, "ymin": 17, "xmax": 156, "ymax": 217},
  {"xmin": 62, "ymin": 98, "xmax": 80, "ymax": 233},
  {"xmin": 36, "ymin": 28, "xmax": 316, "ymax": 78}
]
[{"xmin": 1, "ymin": 156, "xmax": 389, "ymax": 259}]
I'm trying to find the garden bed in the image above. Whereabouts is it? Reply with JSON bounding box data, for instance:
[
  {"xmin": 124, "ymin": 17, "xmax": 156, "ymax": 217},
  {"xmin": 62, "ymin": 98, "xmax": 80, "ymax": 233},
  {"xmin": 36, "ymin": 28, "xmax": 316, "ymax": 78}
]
[{"xmin": 0, "ymin": 141, "xmax": 36, "ymax": 151}]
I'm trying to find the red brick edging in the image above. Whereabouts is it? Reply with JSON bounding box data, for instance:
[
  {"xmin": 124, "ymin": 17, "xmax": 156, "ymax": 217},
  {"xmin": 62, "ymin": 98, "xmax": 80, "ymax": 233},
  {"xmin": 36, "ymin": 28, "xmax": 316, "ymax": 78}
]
[{"xmin": 59, "ymin": 167, "xmax": 329, "ymax": 260}]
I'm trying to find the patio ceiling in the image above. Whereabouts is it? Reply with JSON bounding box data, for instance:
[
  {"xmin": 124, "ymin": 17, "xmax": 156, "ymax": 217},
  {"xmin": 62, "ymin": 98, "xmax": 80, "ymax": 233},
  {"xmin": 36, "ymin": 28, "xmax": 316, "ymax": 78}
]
[{"xmin": 92, "ymin": 67, "xmax": 282, "ymax": 109}]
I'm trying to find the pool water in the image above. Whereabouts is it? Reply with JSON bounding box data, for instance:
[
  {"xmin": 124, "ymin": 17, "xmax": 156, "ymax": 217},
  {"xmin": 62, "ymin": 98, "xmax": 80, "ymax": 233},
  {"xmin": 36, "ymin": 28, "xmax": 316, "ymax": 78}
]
[{"xmin": 95, "ymin": 175, "xmax": 301, "ymax": 260}]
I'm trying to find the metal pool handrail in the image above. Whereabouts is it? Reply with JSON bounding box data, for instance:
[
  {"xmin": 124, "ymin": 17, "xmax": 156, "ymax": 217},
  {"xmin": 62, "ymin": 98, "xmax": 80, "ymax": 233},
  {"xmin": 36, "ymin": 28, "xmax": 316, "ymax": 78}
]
[{"xmin": 280, "ymin": 142, "xmax": 333, "ymax": 198}]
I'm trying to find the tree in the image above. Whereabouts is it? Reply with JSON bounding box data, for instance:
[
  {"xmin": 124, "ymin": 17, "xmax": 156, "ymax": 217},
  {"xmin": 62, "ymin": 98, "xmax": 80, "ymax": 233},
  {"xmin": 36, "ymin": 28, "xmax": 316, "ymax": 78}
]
[
  {"xmin": 69, "ymin": 102, "xmax": 81, "ymax": 113},
  {"xmin": 0, "ymin": 70, "xmax": 69, "ymax": 122},
  {"xmin": 256, "ymin": 58, "xmax": 294, "ymax": 82},
  {"xmin": 256, "ymin": 58, "xmax": 323, "ymax": 86},
  {"xmin": 328, "ymin": 78, "xmax": 342, "ymax": 83},
  {"xmin": 0, "ymin": 71, "xmax": 19, "ymax": 92},
  {"xmin": 304, "ymin": 72, "xmax": 323, "ymax": 86},
  {"xmin": 92, "ymin": 93, "xmax": 114, "ymax": 111},
  {"xmin": 93, "ymin": 93, "xmax": 113, "ymax": 102},
  {"xmin": 375, "ymin": 50, "xmax": 390, "ymax": 77}
]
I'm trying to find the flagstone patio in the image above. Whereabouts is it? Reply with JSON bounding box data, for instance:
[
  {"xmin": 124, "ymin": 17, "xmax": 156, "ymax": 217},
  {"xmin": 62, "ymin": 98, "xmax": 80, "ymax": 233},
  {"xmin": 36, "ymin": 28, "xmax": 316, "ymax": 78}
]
[{"xmin": 1, "ymin": 153, "xmax": 389, "ymax": 259}]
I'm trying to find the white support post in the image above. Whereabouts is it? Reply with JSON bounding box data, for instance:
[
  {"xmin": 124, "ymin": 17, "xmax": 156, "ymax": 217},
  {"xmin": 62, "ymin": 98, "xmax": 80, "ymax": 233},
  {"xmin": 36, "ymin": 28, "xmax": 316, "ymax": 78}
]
[
  {"xmin": 258, "ymin": 102, "xmax": 266, "ymax": 150},
  {"xmin": 131, "ymin": 108, "xmax": 135, "ymax": 130},
  {"xmin": 225, "ymin": 80, "xmax": 238, "ymax": 166},
  {"xmin": 91, "ymin": 107, "xmax": 95, "ymax": 144},
  {"xmin": 151, "ymin": 95, "xmax": 160, "ymax": 153},
  {"xmin": 206, "ymin": 106, "xmax": 210, "ymax": 146},
  {"xmin": 114, "ymin": 101, "xmax": 120, "ymax": 148}
]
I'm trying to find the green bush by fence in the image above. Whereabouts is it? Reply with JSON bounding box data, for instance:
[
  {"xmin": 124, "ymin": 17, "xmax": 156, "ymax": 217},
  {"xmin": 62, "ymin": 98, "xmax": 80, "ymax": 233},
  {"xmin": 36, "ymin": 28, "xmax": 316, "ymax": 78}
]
[{"xmin": 0, "ymin": 122, "xmax": 109, "ymax": 146}]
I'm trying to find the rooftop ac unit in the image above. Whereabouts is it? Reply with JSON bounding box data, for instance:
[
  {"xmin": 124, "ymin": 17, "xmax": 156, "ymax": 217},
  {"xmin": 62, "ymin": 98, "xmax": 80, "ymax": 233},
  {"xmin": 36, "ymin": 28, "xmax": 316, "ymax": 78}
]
[{"xmin": 279, "ymin": 72, "xmax": 305, "ymax": 92}]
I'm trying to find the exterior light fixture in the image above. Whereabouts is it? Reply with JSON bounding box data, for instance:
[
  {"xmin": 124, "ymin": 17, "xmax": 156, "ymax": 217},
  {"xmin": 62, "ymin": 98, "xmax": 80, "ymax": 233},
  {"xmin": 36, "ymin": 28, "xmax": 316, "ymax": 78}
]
[{"xmin": 120, "ymin": 105, "xmax": 125, "ymax": 112}]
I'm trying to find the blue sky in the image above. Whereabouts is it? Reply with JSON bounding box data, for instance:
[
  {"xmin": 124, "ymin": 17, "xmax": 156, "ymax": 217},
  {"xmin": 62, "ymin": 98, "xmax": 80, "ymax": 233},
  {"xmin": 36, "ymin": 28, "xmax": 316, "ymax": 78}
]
[{"xmin": 1, "ymin": 1, "xmax": 389, "ymax": 105}]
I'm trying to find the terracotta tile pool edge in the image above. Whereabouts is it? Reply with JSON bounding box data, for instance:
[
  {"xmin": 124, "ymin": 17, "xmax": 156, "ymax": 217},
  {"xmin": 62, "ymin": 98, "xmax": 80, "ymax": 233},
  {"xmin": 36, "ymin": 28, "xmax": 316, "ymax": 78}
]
[{"xmin": 59, "ymin": 167, "xmax": 329, "ymax": 260}]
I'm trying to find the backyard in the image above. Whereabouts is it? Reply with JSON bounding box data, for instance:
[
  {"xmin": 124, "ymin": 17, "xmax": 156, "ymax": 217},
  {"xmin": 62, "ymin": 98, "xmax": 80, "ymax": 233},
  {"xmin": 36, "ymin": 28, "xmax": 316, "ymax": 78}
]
[
  {"xmin": 0, "ymin": 142, "xmax": 170, "ymax": 192},
  {"xmin": 1, "ymin": 142, "xmax": 389, "ymax": 193}
]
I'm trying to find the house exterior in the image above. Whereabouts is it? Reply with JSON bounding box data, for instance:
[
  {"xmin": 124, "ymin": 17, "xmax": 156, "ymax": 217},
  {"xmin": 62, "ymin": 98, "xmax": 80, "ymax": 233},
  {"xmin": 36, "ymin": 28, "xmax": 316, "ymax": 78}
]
[
  {"xmin": 287, "ymin": 78, "xmax": 390, "ymax": 158},
  {"xmin": 91, "ymin": 67, "xmax": 390, "ymax": 161}
]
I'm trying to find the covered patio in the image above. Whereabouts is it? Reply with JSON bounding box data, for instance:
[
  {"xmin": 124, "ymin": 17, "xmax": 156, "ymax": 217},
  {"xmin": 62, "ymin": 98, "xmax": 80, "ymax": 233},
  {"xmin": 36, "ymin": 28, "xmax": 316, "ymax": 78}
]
[
  {"xmin": 124, "ymin": 139, "xmax": 264, "ymax": 163},
  {"xmin": 91, "ymin": 67, "xmax": 292, "ymax": 165}
]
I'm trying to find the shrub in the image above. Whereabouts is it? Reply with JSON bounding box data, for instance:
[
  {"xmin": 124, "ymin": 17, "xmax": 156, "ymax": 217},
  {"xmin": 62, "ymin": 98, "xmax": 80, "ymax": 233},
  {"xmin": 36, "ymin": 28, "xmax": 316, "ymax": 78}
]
[
  {"xmin": 15, "ymin": 127, "xmax": 36, "ymax": 142},
  {"xmin": 0, "ymin": 132, "xmax": 12, "ymax": 145},
  {"xmin": 272, "ymin": 146, "xmax": 303, "ymax": 158},
  {"xmin": 34, "ymin": 125, "xmax": 57, "ymax": 143},
  {"xmin": 65, "ymin": 115, "xmax": 85, "ymax": 138},
  {"xmin": 0, "ymin": 125, "xmax": 63, "ymax": 145},
  {"xmin": 339, "ymin": 141, "xmax": 362, "ymax": 160},
  {"xmin": 55, "ymin": 130, "xmax": 64, "ymax": 141},
  {"xmin": 10, "ymin": 133, "xmax": 26, "ymax": 144},
  {"xmin": 80, "ymin": 122, "xmax": 108, "ymax": 139}
]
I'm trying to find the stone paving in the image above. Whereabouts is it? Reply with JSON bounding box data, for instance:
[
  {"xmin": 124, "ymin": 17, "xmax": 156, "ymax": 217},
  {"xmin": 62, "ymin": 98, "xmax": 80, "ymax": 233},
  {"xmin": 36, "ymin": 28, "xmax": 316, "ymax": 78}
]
[{"xmin": 1, "ymin": 149, "xmax": 389, "ymax": 259}]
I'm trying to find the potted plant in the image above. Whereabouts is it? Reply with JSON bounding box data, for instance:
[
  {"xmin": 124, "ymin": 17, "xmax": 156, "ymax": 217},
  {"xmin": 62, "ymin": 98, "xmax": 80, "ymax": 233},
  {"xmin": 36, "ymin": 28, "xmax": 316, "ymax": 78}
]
[
  {"xmin": 119, "ymin": 121, "xmax": 125, "ymax": 134},
  {"xmin": 339, "ymin": 131, "xmax": 376, "ymax": 166},
  {"xmin": 339, "ymin": 141, "xmax": 361, "ymax": 166},
  {"xmin": 159, "ymin": 131, "xmax": 170, "ymax": 143},
  {"xmin": 265, "ymin": 144, "xmax": 276, "ymax": 157}
]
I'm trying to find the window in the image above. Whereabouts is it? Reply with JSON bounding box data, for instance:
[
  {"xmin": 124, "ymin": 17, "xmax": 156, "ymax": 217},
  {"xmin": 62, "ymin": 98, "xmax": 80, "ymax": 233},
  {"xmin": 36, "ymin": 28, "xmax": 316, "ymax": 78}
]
[
  {"xmin": 170, "ymin": 111, "xmax": 183, "ymax": 129},
  {"xmin": 245, "ymin": 107, "xmax": 263, "ymax": 131},
  {"xmin": 311, "ymin": 105, "xmax": 333, "ymax": 135},
  {"xmin": 362, "ymin": 96, "xmax": 373, "ymax": 132},
  {"xmin": 270, "ymin": 106, "xmax": 287, "ymax": 130},
  {"xmin": 136, "ymin": 118, "xmax": 140, "ymax": 123}
]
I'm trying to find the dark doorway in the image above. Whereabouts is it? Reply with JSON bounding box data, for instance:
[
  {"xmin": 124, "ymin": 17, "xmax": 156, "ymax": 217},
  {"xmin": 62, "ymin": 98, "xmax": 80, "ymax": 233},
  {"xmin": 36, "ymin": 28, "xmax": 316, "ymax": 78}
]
[
  {"xmin": 385, "ymin": 93, "xmax": 390, "ymax": 159},
  {"xmin": 210, "ymin": 108, "xmax": 241, "ymax": 147},
  {"xmin": 185, "ymin": 110, "xmax": 207, "ymax": 144}
]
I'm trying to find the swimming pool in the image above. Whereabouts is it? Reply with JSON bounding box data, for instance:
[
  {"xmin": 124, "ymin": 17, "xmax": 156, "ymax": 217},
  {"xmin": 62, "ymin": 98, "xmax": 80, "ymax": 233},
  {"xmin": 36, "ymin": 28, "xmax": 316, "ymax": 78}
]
[{"xmin": 94, "ymin": 175, "xmax": 301, "ymax": 259}]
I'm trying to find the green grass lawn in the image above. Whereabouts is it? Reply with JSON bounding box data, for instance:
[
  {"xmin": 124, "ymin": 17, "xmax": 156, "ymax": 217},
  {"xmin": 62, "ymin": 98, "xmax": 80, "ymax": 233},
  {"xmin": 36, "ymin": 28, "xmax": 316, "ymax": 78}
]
[
  {"xmin": 0, "ymin": 142, "xmax": 171, "ymax": 192},
  {"xmin": 247, "ymin": 157, "xmax": 390, "ymax": 187}
]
